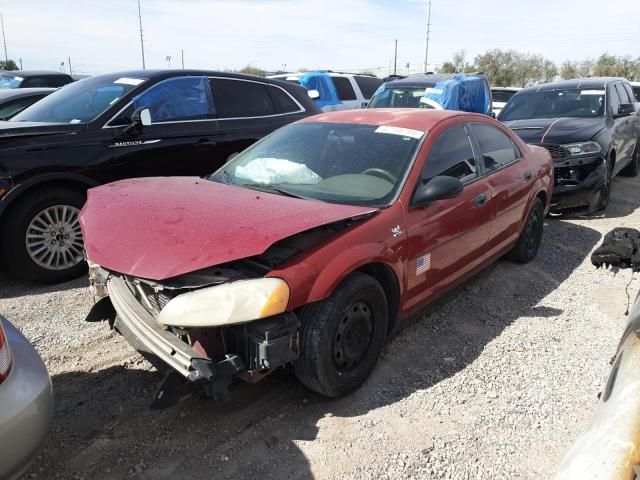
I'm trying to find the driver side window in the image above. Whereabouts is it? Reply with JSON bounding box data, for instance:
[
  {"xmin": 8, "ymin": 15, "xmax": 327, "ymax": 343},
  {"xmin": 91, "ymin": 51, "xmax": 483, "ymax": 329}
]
[
  {"xmin": 131, "ymin": 76, "xmax": 216, "ymax": 124},
  {"xmin": 421, "ymin": 125, "xmax": 478, "ymax": 184}
]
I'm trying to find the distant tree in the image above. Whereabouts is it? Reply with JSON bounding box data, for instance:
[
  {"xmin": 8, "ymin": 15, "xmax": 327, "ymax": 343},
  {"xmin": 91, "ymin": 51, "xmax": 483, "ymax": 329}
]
[
  {"xmin": 541, "ymin": 59, "xmax": 558, "ymax": 83},
  {"xmin": 578, "ymin": 59, "xmax": 595, "ymax": 78},
  {"xmin": 439, "ymin": 62, "xmax": 456, "ymax": 74},
  {"xmin": 560, "ymin": 61, "xmax": 578, "ymax": 79},
  {"xmin": 0, "ymin": 59, "xmax": 18, "ymax": 70},
  {"xmin": 474, "ymin": 49, "xmax": 520, "ymax": 86},
  {"xmin": 238, "ymin": 65, "xmax": 266, "ymax": 76},
  {"xmin": 593, "ymin": 53, "xmax": 620, "ymax": 77}
]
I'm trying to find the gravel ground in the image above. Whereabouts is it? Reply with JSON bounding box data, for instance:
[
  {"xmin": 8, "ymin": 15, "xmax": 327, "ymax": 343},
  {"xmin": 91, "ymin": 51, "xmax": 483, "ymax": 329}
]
[{"xmin": 1, "ymin": 175, "xmax": 639, "ymax": 480}]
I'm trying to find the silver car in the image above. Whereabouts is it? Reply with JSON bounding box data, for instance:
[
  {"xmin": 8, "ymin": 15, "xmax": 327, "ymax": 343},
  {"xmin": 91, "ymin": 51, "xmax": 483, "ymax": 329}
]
[{"xmin": 0, "ymin": 316, "xmax": 54, "ymax": 480}]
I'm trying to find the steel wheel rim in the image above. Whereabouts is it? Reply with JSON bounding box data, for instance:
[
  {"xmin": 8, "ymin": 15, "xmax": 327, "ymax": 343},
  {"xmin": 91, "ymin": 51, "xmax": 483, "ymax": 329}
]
[
  {"xmin": 333, "ymin": 301, "xmax": 374, "ymax": 373},
  {"xmin": 524, "ymin": 207, "xmax": 542, "ymax": 256},
  {"xmin": 26, "ymin": 204, "xmax": 84, "ymax": 270}
]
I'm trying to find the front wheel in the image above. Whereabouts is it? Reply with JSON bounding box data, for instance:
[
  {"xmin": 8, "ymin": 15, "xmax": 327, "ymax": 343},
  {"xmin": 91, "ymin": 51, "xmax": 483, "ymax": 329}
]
[
  {"xmin": 294, "ymin": 272, "xmax": 388, "ymax": 397},
  {"xmin": 595, "ymin": 156, "xmax": 613, "ymax": 212},
  {"xmin": 506, "ymin": 197, "xmax": 544, "ymax": 263},
  {"xmin": 1, "ymin": 187, "xmax": 87, "ymax": 283}
]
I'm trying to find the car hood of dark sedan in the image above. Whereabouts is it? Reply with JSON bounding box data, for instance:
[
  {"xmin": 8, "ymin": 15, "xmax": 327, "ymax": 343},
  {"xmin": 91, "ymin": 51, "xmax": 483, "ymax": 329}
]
[
  {"xmin": 502, "ymin": 117, "xmax": 605, "ymax": 145},
  {"xmin": 0, "ymin": 121, "xmax": 85, "ymax": 139},
  {"xmin": 80, "ymin": 177, "xmax": 377, "ymax": 281}
]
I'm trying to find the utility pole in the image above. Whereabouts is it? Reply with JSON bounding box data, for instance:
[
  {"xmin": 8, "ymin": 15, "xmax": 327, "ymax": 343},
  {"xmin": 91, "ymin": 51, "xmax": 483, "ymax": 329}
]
[
  {"xmin": 18, "ymin": 57, "xmax": 22, "ymax": 70},
  {"xmin": 424, "ymin": 0, "xmax": 432, "ymax": 73},
  {"xmin": 166, "ymin": 55, "xmax": 171, "ymax": 68},
  {"xmin": 137, "ymin": 0, "xmax": 146, "ymax": 69},
  {"xmin": 0, "ymin": 14, "xmax": 8, "ymax": 64},
  {"xmin": 68, "ymin": 56, "xmax": 73, "ymax": 75},
  {"xmin": 393, "ymin": 39, "xmax": 398, "ymax": 76},
  {"xmin": 181, "ymin": 49, "xmax": 184, "ymax": 69}
]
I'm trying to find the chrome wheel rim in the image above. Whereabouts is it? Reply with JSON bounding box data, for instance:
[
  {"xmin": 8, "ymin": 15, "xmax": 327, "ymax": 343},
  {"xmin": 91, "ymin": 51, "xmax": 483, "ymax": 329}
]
[{"xmin": 26, "ymin": 205, "xmax": 84, "ymax": 270}]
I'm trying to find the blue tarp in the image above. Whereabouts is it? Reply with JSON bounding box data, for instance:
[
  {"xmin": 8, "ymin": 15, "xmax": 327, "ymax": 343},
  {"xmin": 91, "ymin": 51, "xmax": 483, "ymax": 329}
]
[
  {"xmin": 423, "ymin": 75, "xmax": 491, "ymax": 114},
  {"xmin": 299, "ymin": 72, "xmax": 341, "ymax": 108}
]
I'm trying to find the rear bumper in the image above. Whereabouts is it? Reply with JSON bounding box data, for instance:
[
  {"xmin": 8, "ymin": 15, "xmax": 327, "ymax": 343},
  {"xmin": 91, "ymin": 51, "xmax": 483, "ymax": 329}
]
[
  {"xmin": 551, "ymin": 154, "xmax": 606, "ymax": 211},
  {"xmin": 0, "ymin": 318, "xmax": 54, "ymax": 480}
]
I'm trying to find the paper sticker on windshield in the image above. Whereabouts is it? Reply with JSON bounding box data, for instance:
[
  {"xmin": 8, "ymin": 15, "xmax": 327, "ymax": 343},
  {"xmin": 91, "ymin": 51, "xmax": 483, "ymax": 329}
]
[
  {"xmin": 581, "ymin": 90, "xmax": 605, "ymax": 95},
  {"xmin": 114, "ymin": 77, "xmax": 144, "ymax": 86},
  {"xmin": 375, "ymin": 125, "xmax": 424, "ymax": 140}
]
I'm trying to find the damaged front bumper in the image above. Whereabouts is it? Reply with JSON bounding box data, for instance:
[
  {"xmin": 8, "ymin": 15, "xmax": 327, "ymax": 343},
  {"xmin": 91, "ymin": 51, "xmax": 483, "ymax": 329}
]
[
  {"xmin": 550, "ymin": 154, "xmax": 606, "ymax": 212},
  {"xmin": 88, "ymin": 271, "xmax": 300, "ymax": 403}
]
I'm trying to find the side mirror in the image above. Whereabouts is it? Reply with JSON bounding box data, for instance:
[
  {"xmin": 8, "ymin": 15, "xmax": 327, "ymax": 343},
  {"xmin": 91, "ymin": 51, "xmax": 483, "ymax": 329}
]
[
  {"xmin": 411, "ymin": 175, "xmax": 464, "ymax": 208},
  {"xmin": 489, "ymin": 111, "xmax": 497, "ymax": 118},
  {"xmin": 307, "ymin": 89, "xmax": 320, "ymax": 100},
  {"xmin": 616, "ymin": 103, "xmax": 635, "ymax": 117},
  {"xmin": 131, "ymin": 107, "xmax": 152, "ymax": 126}
]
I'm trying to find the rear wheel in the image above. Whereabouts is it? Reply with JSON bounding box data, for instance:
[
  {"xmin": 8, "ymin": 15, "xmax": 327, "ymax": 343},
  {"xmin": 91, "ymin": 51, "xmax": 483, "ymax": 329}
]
[
  {"xmin": 506, "ymin": 198, "xmax": 544, "ymax": 263},
  {"xmin": 621, "ymin": 142, "xmax": 640, "ymax": 177},
  {"xmin": 1, "ymin": 187, "xmax": 87, "ymax": 283},
  {"xmin": 294, "ymin": 272, "xmax": 388, "ymax": 397}
]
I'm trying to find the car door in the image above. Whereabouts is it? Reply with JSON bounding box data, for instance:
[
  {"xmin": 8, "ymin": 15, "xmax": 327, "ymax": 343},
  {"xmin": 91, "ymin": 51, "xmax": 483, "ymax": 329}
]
[
  {"xmin": 468, "ymin": 122, "xmax": 530, "ymax": 253},
  {"xmin": 210, "ymin": 77, "xmax": 308, "ymax": 164},
  {"xmin": 404, "ymin": 121, "xmax": 493, "ymax": 311},
  {"xmin": 608, "ymin": 83, "xmax": 628, "ymax": 174},
  {"xmin": 330, "ymin": 77, "xmax": 360, "ymax": 111},
  {"xmin": 102, "ymin": 75, "xmax": 223, "ymax": 180},
  {"xmin": 613, "ymin": 82, "xmax": 636, "ymax": 170}
]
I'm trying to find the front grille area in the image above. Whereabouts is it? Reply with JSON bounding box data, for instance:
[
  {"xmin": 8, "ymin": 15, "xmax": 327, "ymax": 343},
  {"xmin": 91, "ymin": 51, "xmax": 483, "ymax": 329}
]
[
  {"xmin": 124, "ymin": 278, "xmax": 175, "ymax": 316},
  {"xmin": 538, "ymin": 144, "xmax": 569, "ymax": 161}
]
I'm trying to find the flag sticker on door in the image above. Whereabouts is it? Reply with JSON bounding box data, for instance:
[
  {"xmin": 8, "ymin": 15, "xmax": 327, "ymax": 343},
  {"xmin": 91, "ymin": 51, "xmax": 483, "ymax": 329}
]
[{"xmin": 416, "ymin": 253, "xmax": 431, "ymax": 275}]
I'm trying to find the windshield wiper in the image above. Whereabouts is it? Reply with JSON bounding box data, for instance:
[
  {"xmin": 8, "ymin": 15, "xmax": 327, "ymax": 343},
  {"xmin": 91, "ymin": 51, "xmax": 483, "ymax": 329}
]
[{"xmin": 241, "ymin": 183, "xmax": 307, "ymax": 199}]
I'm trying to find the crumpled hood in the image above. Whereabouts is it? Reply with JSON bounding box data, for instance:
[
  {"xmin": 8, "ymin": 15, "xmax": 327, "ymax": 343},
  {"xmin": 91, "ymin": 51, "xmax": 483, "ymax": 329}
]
[
  {"xmin": 502, "ymin": 117, "xmax": 605, "ymax": 145},
  {"xmin": 81, "ymin": 177, "xmax": 377, "ymax": 280},
  {"xmin": 0, "ymin": 121, "xmax": 85, "ymax": 139}
]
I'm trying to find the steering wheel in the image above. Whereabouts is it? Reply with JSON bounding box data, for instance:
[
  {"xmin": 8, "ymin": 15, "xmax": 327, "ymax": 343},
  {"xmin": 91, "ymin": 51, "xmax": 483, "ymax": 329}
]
[{"xmin": 361, "ymin": 168, "xmax": 397, "ymax": 183}]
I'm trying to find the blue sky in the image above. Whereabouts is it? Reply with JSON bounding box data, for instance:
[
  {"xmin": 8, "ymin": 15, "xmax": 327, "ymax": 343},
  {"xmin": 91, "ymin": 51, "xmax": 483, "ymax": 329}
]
[{"xmin": 3, "ymin": 0, "xmax": 639, "ymax": 75}]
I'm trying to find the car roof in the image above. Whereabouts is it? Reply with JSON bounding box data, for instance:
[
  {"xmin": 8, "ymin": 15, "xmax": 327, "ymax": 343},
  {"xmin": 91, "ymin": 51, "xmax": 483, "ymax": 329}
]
[
  {"xmin": 0, "ymin": 88, "xmax": 56, "ymax": 99},
  {"xmin": 520, "ymin": 77, "xmax": 626, "ymax": 93},
  {"xmin": 1, "ymin": 70, "xmax": 72, "ymax": 78},
  {"xmin": 299, "ymin": 108, "xmax": 476, "ymax": 131},
  {"xmin": 383, "ymin": 73, "xmax": 486, "ymax": 89}
]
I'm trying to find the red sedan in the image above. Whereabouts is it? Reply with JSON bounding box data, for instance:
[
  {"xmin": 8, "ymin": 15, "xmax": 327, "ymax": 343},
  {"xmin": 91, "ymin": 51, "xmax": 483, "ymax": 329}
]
[{"xmin": 81, "ymin": 109, "xmax": 553, "ymax": 402}]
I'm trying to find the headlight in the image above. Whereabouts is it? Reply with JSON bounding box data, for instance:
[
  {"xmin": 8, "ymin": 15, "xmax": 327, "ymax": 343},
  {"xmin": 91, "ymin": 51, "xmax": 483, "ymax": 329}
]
[
  {"xmin": 562, "ymin": 141, "xmax": 601, "ymax": 157},
  {"xmin": 158, "ymin": 277, "xmax": 290, "ymax": 327}
]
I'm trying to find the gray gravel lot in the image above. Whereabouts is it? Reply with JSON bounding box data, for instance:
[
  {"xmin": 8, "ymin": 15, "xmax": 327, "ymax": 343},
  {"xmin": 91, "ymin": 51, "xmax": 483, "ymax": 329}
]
[{"xmin": 1, "ymin": 175, "xmax": 639, "ymax": 479}]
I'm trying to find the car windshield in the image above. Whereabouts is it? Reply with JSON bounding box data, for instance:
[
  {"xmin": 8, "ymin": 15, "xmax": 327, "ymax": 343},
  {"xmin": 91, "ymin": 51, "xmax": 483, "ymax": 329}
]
[
  {"xmin": 209, "ymin": 122, "xmax": 424, "ymax": 207},
  {"xmin": 369, "ymin": 87, "xmax": 436, "ymax": 109},
  {"xmin": 499, "ymin": 88, "xmax": 605, "ymax": 121},
  {"xmin": 0, "ymin": 74, "xmax": 23, "ymax": 89},
  {"xmin": 11, "ymin": 75, "xmax": 145, "ymax": 124}
]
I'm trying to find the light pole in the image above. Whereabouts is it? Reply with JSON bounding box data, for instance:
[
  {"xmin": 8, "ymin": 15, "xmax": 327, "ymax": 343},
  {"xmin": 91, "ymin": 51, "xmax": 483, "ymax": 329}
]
[
  {"xmin": 181, "ymin": 50, "xmax": 184, "ymax": 69},
  {"xmin": 393, "ymin": 39, "xmax": 398, "ymax": 75},
  {"xmin": 166, "ymin": 55, "xmax": 171, "ymax": 68},
  {"xmin": 137, "ymin": 0, "xmax": 146, "ymax": 69},
  {"xmin": 0, "ymin": 14, "xmax": 8, "ymax": 64},
  {"xmin": 424, "ymin": 0, "xmax": 432, "ymax": 73}
]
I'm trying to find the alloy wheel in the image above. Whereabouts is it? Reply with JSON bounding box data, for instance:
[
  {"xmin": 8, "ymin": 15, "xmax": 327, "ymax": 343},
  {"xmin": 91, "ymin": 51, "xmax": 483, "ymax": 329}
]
[{"xmin": 25, "ymin": 204, "xmax": 84, "ymax": 271}]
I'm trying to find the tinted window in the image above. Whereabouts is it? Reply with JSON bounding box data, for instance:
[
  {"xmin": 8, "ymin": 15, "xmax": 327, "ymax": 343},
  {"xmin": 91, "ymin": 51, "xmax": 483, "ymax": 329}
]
[
  {"xmin": 354, "ymin": 76, "xmax": 383, "ymax": 99},
  {"xmin": 633, "ymin": 86, "xmax": 640, "ymax": 102},
  {"xmin": 422, "ymin": 125, "xmax": 477, "ymax": 183},
  {"xmin": 492, "ymin": 90, "xmax": 517, "ymax": 103},
  {"xmin": 369, "ymin": 86, "xmax": 431, "ymax": 109},
  {"xmin": 268, "ymin": 86, "xmax": 300, "ymax": 114},
  {"xmin": 47, "ymin": 76, "xmax": 72, "ymax": 88},
  {"xmin": 133, "ymin": 76, "xmax": 215, "ymax": 123},
  {"xmin": 0, "ymin": 95, "xmax": 46, "ymax": 120},
  {"xmin": 332, "ymin": 77, "xmax": 357, "ymax": 101},
  {"xmin": 469, "ymin": 123, "xmax": 517, "ymax": 171},
  {"xmin": 623, "ymin": 83, "xmax": 637, "ymax": 103},
  {"xmin": 615, "ymin": 83, "xmax": 631, "ymax": 104},
  {"xmin": 213, "ymin": 78, "xmax": 275, "ymax": 118},
  {"xmin": 609, "ymin": 85, "xmax": 620, "ymax": 114},
  {"xmin": 21, "ymin": 77, "xmax": 49, "ymax": 88},
  {"xmin": 499, "ymin": 88, "xmax": 605, "ymax": 120}
]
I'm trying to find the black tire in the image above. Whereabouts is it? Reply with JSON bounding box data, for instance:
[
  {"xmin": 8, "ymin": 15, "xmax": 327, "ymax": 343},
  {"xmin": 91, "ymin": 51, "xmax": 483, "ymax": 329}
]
[
  {"xmin": 506, "ymin": 198, "xmax": 544, "ymax": 263},
  {"xmin": 621, "ymin": 142, "xmax": 640, "ymax": 177},
  {"xmin": 595, "ymin": 156, "xmax": 613, "ymax": 212},
  {"xmin": 294, "ymin": 272, "xmax": 388, "ymax": 398},
  {"xmin": 1, "ymin": 187, "xmax": 87, "ymax": 283}
]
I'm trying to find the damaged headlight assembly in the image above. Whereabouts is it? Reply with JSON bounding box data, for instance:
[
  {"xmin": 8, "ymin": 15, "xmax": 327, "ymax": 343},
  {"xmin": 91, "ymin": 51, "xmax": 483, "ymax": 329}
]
[
  {"xmin": 561, "ymin": 141, "xmax": 601, "ymax": 158},
  {"xmin": 157, "ymin": 277, "xmax": 290, "ymax": 327}
]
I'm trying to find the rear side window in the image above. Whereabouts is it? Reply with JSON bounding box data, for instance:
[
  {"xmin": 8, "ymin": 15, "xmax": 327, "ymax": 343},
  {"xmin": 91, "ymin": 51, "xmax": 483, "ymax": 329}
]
[
  {"xmin": 21, "ymin": 77, "xmax": 48, "ymax": 88},
  {"xmin": 213, "ymin": 78, "xmax": 275, "ymax": 118},
  {"xmin": 469, "ymin": 123, "xmax": 518, "ymax": 172},
  {"xmin": 623, "ymin": 83, "xmax": 637, "ymax": 103},
  {"xmin": 609, "ymin": 85, "xmax": 621, "ymax": 114},
  {"xmin": 422, "ymin": 124, "xmax": 478, "ymax": 183},
  {"xmin": 47, "ymin": 76, "xmax": 72, "ymax": 88},
  {"xmin": 268, "ymin": 86, "xmax": 301, "ymax": 114},
  {"xmin": 633, "ymin": 86, "xmax": 640, "ymax": 102},
  {"xmin": 615, "ymin": 83, "xmax": 631, "ymax": 104},
  {"xmin": 354, "ymin": 76, "xmax": 383, "ymax": 99},
  {"xmin": 133, "ymin": 76, "xmax": 215, "ymax": 122},
  {"xmin": 332, "ymin": 77, "xmax": 357, "ymax": 101},
  {"xmin": 0, "ymin": 95, "xmax": 46, "ymax": 120}
]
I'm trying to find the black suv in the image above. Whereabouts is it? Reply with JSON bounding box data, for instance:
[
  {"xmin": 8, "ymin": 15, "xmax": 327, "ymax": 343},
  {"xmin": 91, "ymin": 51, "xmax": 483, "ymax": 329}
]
[
  {"xmin": 499, "ymin": 77, "xmax": 640, "ymax": 213},
  {"xmin": 0, "ymin": 70, "xmax": 320, "ymax": 283}
]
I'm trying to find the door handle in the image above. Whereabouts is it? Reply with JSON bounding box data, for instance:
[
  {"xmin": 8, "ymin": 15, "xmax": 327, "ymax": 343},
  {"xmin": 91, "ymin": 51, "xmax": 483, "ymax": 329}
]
[
  {"xmin": 473, "ymin": 193, "xmax": 488, "ymax": 207},
  {"xmin": 195, "ymin": 139, "xmax": 217, "ymax": 149},
  {"xmin": 523, "ymin": 170, "xmax": 533, "ymax": 181}
]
